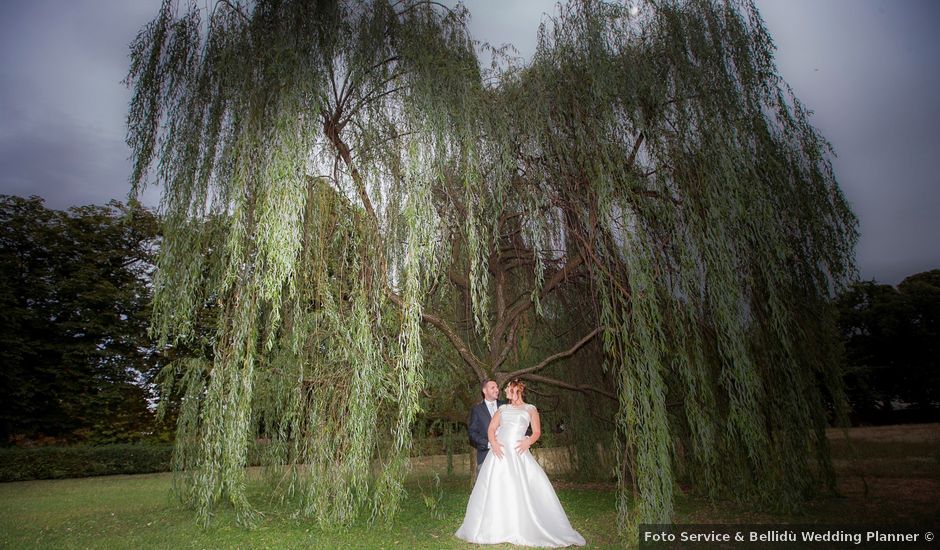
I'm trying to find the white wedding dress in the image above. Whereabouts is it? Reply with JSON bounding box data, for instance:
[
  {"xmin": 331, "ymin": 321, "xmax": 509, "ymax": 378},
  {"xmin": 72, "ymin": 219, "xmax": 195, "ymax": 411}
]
[{"xmin": 455, "ymin": 404, "xmax": 585, "ymax": 547}]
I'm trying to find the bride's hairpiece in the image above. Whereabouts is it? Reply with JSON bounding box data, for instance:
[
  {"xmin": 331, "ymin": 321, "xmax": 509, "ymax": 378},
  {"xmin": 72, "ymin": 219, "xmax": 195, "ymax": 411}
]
[{"xmin": 507, "ymin": 378, "xmax": 526, "ymax": 397}]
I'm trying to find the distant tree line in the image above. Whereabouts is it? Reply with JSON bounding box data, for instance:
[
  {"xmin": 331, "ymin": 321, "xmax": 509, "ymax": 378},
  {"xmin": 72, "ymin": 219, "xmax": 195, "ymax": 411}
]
[
  {"xmin": 0, "ymin": 194, "xmax": 937, "ymax": 445},
  {"xmin": 835, "ymin": 270, "xmax": 940, "ymax": 423}
]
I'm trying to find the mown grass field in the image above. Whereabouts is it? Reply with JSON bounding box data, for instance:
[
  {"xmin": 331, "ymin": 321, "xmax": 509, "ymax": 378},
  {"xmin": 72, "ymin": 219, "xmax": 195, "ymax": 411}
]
[{"xmin": 1, "ymin": 424, "xmax": 937, "ymax": 549}]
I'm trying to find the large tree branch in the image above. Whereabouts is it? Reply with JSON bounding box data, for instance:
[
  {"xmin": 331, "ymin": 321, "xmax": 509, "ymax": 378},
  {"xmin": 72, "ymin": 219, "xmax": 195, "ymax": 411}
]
[
  {"xmin": 324, "ymin": 115, "xmax": 378, "ymax": 227},
  {"xmin": 502, "ymin": 326, "xmax": 602, "ymax": 380},
  {"xmin": 486, "ymin": 252, "xmax": 585, "ymax": 366},
  {"xmin": 502, "ymin": 252, "xmax": 584, "ymax": 323},
  {"xmin": 343, "ymin": 57, "xmax": 401, "ymax": 108},
  {"xmin": 491, "ymin": 316, "xmax": 520, "ymax": 370},
  {"xmin": 540, "ymin": 252, "xmax": 585, "ymax": 297},
  {"xmin": 447, "ymin": 266, "xmax": 470, "ymax": 291},
  {"xmin": 519, "ymin": 373, "xmax": 616, "ymax": 401},
  {"xmin": 564, "ymin": 212, "xmax": 632, "ymax": 300},
  {"xmin": 386, "ymin": 290, "xmax": 487, "ymax": 381},
  {"xmin": 341, "ymin": 83, "xmax": 406, "ymax": 127},
  {"xmin": 627, "ymin": 132, "xmax": 644, "ymax": 168}
]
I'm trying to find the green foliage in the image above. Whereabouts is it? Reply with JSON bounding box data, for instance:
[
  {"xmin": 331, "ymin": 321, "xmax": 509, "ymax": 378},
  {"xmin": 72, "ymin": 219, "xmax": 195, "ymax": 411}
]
[
  {"xmin": 126, "ymin": 0, "xmax": 857, "ymax": 538},
  {"xmin": 0, "ymin": 444, "xmax": 172, "ymax": 481},
  {"xmin": 0, "ymin": 195, "xmax": 160, "ymax": 445}
]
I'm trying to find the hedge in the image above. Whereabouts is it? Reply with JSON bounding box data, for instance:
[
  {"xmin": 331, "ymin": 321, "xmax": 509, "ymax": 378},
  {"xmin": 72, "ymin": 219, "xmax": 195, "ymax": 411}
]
[{"xmin": 0, "ymin": 444, "xmax": 173, "ymax": 482}]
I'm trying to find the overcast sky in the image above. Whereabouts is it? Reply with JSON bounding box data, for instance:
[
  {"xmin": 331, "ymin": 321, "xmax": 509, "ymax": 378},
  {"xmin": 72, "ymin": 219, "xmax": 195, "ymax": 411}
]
[{"xmin": 0, "ymin": 0, "xmax": 937, "ymax": 285}]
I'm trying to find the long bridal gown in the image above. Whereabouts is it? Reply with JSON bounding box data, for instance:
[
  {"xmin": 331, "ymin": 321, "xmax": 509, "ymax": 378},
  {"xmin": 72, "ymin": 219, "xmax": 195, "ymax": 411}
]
[{"xmin": 455, "ymin": 404, "xmax": 585, "ymax": 547}]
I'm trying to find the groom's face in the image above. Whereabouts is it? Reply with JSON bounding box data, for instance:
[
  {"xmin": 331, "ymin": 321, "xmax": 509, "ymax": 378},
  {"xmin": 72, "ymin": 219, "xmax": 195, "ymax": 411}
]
[{"xmin": 482, "ymin": 381, "xmax": 499, "ymax": 401}]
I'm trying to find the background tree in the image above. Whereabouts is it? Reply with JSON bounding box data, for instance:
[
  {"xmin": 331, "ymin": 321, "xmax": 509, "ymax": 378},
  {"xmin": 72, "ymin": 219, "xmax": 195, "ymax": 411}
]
[
  {"xmin": 0, "ymin": 195, "xmax": 160, "ymax": 444},
  {"xmin": 836, "ymin": 270, "xmax": 940, "ymax": 419},
  {"xmin": 896, "ymin": 270, "xmax": 940, "ymax": 408},
  {"xmin": 127, "ymin": 0, "xmax": 857, "ymax": 535},
  {"xmin": 835, "ymin": 281, "xmax": 909, "ymax": 416}
]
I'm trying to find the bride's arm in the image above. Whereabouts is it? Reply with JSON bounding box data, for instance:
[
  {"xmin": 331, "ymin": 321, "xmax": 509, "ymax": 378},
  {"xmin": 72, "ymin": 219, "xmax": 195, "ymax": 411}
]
[
  {"xmin": 515, "ymin": 407, "xmax": 541, "ymax": 454},
  {"xmin": 487, "ymin": 411, "xmax": 504, "ymax": 459}
]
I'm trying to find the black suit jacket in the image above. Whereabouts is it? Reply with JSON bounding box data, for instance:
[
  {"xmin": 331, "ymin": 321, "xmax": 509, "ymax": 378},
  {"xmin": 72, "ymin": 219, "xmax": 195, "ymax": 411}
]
[{"xmin": 467, "ymin": 399, "xmax": 506, "ymax": 465}]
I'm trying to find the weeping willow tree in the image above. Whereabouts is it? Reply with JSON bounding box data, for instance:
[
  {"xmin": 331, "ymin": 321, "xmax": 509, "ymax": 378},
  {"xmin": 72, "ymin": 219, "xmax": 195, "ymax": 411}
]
[{"xmin": 129, "ymin": 0, "xmax": 856, "ymax": 537}]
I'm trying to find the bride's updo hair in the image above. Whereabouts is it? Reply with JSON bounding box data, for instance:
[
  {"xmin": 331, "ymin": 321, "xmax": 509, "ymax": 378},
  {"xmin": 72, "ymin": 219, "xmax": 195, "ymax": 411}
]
[{"xmin": 507, "ymin": 378, "xmax": 526, "ymax": 400}]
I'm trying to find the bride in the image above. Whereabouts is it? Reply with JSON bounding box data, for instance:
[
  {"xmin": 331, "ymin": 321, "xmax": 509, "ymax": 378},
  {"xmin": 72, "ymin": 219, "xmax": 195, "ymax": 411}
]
[{"xmin": 455, "ymin": 379, "xmax": 585, "ymax": 547}]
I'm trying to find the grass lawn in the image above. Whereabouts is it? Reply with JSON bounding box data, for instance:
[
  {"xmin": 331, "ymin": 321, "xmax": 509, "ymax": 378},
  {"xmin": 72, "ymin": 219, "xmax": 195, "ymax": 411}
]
[
  {"xmin": 1, "ymin": 424, "xmax": 938, "ymax": 549},
  {"xmin": 0, "ymin": 473, "xmax": 619, "ymax": 549}
]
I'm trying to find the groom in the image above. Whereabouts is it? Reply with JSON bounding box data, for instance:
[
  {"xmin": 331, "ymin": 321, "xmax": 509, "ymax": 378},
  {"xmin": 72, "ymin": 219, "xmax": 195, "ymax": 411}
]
[{"xmin": 467, "ymin": 379, "xmax": 504, "ymax": 470}]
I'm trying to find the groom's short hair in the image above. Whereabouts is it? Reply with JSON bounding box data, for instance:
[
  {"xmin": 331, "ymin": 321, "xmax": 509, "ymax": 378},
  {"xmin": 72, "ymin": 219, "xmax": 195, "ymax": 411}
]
[{"xmin": 480, "ymin": 378, "xmax": 495, "ymax": 395}]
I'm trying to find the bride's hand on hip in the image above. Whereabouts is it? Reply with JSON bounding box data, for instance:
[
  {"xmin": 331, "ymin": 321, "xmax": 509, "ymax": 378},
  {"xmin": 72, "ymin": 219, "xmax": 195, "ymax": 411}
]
[
  {"xmin": 491, "ymin": 440, "xmax": 505, "ymax": 459},
  {"xmin": 515, "ymin": 438, "xmax": 531, "ymax": 454}
]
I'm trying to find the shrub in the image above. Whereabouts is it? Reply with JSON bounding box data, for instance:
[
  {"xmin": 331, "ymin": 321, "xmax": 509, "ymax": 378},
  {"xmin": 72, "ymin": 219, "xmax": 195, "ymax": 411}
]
[{"xmin": 0, "ymin": 444, "xmax": 172, "ymax": 482}]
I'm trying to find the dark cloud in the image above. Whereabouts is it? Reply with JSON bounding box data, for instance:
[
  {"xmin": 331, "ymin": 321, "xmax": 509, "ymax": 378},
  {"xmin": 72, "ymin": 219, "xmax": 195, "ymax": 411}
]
[
  {"xmin": 0, "ymin": 100, "xmax": 130, "ymax": 208},
  {"xmin": 0, "ymin": 0, "xmax": 157, "ymax": 208},
  {"xmin": 0, "ymin": 0, "xmax": 937, "ymax": 284}
]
